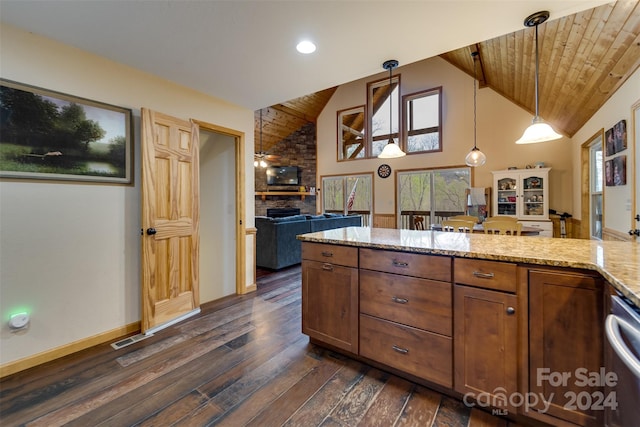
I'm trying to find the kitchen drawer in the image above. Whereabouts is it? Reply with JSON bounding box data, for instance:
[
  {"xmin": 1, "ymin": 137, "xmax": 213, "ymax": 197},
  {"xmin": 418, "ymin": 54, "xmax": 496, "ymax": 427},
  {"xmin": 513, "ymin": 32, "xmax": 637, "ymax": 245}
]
[
  {"xmin": 360, "ymin": 314, "xmax": 452, "ymax": 388},
  {"xmin": 302, "ymin": 242, "xmax": 358, "ymax": 268},
  {"xmin": 360, "ymin": 269, "xmax": 452, "ymax": 336},
  {"xmin": 359, "ymin": 248, "xmax": 451, "ymax": 282},
  {"xmin": 454, "ymin": 258, "xmax": 517, "ymax": 293}
]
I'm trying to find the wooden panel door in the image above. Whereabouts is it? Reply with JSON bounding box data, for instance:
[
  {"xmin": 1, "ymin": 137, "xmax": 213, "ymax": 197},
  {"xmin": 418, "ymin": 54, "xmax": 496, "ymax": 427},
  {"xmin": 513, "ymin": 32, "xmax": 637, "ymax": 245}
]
[
  {"xmin": 301, "ymin": 259, "xmax": 358, "ymax": 354},
  {"xmin": 141, "ymin": 108, "xmax": 200, "ymax": 332},
  {"xmin": 527, "ymin": 269, "xmax": 603, "ymax": 426},
  {"xmin": 454, "ymin": 284, "xmax": 519, "ymax": 414}
]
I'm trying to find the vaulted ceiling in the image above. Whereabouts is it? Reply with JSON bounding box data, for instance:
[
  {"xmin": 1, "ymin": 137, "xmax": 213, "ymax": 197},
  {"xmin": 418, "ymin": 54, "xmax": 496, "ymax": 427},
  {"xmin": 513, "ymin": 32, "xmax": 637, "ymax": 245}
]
[
  {"xmin": 2, "ymin": 0, "xmax": 636, "ymax": 157},
  {"xmin": 257, "ymin": 1, "xmax": 640, "ymax": 155}
]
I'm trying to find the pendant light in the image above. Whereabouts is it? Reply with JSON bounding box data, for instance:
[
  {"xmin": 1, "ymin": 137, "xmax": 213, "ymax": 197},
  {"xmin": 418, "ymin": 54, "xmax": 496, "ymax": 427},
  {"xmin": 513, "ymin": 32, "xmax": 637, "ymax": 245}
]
[
  {"xmin": 516, "ymin": 11, "xmax": 562, "ymax": 144},
  {"xmin": 378, "ymin": 59, "xmax": 406, "ymax": 158},
  {"xmin": 254, "ymin": 109, "xmax": 268, "ymax": 168},
  {"xmin": 465, "ymin": 51, "xmax": 486, "ymax": 167}
]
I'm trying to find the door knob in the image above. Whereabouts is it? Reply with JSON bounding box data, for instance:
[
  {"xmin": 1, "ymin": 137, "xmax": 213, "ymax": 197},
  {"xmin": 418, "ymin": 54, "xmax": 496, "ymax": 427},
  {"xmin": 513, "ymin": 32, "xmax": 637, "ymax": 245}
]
[{"xmin": 146, "ymin": 228, "xmax": 157, "ymax": 235}]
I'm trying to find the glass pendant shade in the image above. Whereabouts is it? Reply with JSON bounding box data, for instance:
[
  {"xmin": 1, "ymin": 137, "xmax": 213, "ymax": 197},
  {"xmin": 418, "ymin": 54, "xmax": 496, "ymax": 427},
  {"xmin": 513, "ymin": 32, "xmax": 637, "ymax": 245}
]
[
  {"xmin": 515, "ymin": 116, "xmax": 563, "ymax": 144},
  {"xmin": 377, "ymin": 59, "xmax": 405, "ymax": 159},
  {"xmin": 465, "ymin": 147, "xmax": 486, "ymax": 167},
  {"xmin": 379, "ymin": 140, "xmax": 406, "ymax": 158}
]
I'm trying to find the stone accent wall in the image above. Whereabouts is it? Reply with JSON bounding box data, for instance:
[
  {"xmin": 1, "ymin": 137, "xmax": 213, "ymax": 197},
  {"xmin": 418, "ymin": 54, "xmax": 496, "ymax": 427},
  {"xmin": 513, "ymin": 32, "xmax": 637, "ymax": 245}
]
[{"xmin": 255, "ymin": 123, "xmax": 317, "ymax": 216}]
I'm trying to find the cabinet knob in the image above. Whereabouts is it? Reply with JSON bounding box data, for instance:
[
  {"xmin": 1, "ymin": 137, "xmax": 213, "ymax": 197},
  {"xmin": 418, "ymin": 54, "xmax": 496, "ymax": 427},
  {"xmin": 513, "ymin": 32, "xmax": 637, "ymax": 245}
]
[{"xmin": 506, "ymin": 307, "xmax": 516, "ymax": 315}]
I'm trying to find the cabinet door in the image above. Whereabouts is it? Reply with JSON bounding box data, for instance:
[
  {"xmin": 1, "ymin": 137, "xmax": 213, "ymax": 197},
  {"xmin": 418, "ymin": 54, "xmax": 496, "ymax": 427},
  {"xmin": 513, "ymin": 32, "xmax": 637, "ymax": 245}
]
[
  {"xmin": 494, "ymin": 173, "xmax": 518, "ymax": 216},
  {"xmin": 519, "ymin": 171, "xmax": 548, "ymax": 220},
  {"xmin": 302, "ymin": 260, "xmax": 359, "ymax": 354},
  {"xmin": 454, "ymin": 285, "xmax": 519, "ymax": 414},
  {"xmin": 528, "ymin": 269, "xmax": 603, "ymax": 426}
]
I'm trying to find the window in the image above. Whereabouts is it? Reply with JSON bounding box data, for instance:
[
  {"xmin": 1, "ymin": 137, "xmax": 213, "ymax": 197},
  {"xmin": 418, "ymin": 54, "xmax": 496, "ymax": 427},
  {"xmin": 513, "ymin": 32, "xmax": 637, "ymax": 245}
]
[
  {"xmin": 337, "ymin": 106, "xmax": 365, "ymax": 160},
  {"xmin": 367, "ymin": 76, "xmax": 399, "ymax": 158},
  {"xmin": 340, "ymin": 77, "xmax": 442, "ymax": 161},
  {"xmin": 590, "ymin": 137, "xmax": 603, "ymax": 240},
  {"xmin": 321, "ymin": 173, "xmax": 373, "ymax": 226},
  {"xmin": 397, "ymin": 167, "xmax": 470, "ymax": 229},
  {"xmin": 403, "ymin": 87, "xmax": 442, "ymax": 153}
]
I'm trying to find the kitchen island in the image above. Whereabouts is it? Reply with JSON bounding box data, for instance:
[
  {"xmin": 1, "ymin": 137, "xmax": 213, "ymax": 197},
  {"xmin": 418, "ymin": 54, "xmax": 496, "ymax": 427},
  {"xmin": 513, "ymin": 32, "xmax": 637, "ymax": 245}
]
[{"xmin": 298, "ymin": 227, "xmax": 639, "ymax": 427}]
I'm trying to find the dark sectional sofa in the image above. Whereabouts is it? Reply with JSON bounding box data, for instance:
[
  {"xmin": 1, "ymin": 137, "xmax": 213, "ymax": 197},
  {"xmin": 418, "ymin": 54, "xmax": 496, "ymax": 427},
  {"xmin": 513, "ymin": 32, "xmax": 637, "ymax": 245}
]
[{"xmin": 255, "ymin": 213, "xmax": 362, "ymax": 270}]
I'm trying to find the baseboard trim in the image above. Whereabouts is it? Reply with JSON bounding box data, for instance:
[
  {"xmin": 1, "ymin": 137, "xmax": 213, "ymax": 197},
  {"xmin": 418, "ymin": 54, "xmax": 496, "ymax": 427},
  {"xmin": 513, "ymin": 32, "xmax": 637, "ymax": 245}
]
[
  {"xmin": 0, "ymin": 321, "xmax": 140, "ymax": 378},
  {"xmin": 603, "ymin": 227, "xmax": 632, "ymax": 241}
]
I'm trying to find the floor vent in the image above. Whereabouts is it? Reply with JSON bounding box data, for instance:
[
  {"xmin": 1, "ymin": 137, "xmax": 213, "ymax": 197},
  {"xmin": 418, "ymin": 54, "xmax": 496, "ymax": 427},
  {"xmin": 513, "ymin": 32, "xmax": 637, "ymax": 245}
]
[{"xmin": 111, "ymin": 333, "xmax": 153, "ymax": 350}]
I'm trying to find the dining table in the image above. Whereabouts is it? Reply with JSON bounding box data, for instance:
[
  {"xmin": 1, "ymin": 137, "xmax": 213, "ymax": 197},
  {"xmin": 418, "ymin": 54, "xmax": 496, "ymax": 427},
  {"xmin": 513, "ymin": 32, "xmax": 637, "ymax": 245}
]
[{"xmin": 430, "ymin": 223, "xmax": 542, "ymax": 236}]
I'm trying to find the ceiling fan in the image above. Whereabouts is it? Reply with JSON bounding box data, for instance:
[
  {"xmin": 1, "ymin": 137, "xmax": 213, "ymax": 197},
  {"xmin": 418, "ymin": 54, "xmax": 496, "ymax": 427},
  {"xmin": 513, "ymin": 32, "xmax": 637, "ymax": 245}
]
[{"xmin": 254, "ymin": 108, "xmax": 281, "ymax": 168}]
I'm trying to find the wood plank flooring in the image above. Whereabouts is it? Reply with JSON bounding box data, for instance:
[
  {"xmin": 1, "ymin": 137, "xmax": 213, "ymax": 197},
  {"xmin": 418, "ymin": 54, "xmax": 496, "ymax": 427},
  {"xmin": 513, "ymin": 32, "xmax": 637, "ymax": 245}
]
[{"xmin": 1, "ymin": 266, "xmax": 530, "ymax": 426}]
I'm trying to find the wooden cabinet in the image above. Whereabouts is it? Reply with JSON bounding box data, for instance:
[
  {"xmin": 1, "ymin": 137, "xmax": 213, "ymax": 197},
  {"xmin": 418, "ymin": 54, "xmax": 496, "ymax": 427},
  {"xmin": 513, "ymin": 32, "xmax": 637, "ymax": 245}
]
[
  {"xmin": 300, "ymin": 240, "xmax": 609, "ymax": 426},
  {"xmin": 492, "ymin": 168, "xmax": 550, "ymax": 221},
  {"xmin": 359, "ymin": 248, "xmax": 453, "ymax": 387},
  {"xmin": 525, "ymin": 268, "xmax": 604, "ymax": 427},
  {"xmin": 301, "ymin": 243, "xmax": 359, "ymax": 354},
  {"xmin": 453, "ymin": 259, "xmax": 520, "ymax": 414}
]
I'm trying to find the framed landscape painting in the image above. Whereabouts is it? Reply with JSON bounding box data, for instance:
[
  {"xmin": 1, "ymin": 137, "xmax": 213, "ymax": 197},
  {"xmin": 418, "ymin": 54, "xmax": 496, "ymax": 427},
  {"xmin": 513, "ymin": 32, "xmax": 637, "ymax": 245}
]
[{"xmin": 0, "ymin": 79, "xmax": 133, "ymax": 184}]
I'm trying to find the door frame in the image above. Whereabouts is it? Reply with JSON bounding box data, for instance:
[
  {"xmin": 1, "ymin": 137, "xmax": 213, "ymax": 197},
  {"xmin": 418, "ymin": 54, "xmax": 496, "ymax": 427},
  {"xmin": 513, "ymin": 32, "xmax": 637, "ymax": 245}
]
[
  {"xmin": 194, "ymin": 119, "xmax": 251, "ymax": 295},
  {"xmin": 580, "ymin": 129, "xmax": 604, "ymax": 240}
]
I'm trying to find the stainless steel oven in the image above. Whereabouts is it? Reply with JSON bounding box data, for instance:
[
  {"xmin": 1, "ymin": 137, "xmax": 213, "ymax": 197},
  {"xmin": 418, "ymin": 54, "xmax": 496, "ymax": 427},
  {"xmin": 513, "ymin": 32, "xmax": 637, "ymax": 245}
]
[{"xmin": 605, "ymin": 294, "xmax": 640, "ymax": 427}]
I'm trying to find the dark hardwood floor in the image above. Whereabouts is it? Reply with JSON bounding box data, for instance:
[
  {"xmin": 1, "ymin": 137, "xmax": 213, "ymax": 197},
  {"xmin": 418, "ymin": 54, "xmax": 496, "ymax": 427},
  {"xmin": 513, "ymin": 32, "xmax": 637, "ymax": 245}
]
[{"xmin": 1, "ymin": 266, "xmax": 527, "ymax": 426}]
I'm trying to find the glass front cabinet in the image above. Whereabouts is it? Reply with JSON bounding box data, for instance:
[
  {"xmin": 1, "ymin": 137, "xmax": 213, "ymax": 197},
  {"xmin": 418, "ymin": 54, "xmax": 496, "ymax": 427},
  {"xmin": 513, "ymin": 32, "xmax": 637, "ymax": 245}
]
[{"xmin": 492, "ymin": 168, "xmax": 550, "ymax": 220}]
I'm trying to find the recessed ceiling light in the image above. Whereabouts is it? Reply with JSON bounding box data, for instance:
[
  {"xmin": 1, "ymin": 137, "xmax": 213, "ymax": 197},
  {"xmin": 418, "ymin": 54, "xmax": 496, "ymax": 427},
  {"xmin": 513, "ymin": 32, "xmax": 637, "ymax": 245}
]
[{"xmin": 296, "ymin": 40, "xmax": 316, "ymax": 54}]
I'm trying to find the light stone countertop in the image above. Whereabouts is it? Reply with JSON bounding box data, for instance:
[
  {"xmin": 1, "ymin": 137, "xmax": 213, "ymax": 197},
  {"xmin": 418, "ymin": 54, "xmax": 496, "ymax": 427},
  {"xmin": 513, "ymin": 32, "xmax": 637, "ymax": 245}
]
[{"xmin": 297, "ymin": 226, "xmax": 640, "ymax": 307}]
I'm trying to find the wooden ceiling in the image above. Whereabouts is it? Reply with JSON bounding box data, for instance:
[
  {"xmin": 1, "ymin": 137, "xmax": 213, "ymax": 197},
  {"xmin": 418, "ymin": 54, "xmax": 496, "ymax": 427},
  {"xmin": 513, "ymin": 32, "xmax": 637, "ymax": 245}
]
[
  {"xmin": 254, "ymin": 87, "xmax": 337, "ymax": 156},
  {"xmin": 256, "ymin": 1, "xmax": 640, "ymax": 153}
]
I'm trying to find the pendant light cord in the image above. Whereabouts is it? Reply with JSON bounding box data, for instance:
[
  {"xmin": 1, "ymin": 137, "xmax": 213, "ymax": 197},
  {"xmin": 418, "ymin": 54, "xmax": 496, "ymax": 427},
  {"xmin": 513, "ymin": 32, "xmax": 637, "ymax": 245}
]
[
  {"xmin": 534, "ymin": 24, "xmax": 540, "ymax": 117},
  {"xmin": 473, "ymin": 53, "xmax": 477, "ymax": 150},
  {"xmin": 259, "ymin": 109, "xmax": 263, "ymax": 153},
  {"xmin": 388, "ymin": 65, "xmax": 393, "ymax": 143}
]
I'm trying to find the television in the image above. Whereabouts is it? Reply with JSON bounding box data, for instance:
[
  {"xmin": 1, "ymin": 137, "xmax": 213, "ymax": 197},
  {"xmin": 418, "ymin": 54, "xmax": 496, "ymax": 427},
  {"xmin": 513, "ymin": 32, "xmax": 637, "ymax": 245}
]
[{"xmin": 266, "ymin": 166, "xmax": 300, "ymax": 186}]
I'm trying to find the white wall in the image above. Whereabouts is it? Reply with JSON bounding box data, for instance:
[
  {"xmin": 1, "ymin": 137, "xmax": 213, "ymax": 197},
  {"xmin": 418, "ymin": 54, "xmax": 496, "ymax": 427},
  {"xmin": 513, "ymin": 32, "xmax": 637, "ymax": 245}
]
[
  {"xmin": 0, "ymin": 24, "xmax": 255, "ymax": 365},
  {"xmin": 317, "ymin": 56, "xmax": 574, "ymax": 216},
  {"xmin": 571, "ymin": 67, "xmax": 640, "ymax": 234}
]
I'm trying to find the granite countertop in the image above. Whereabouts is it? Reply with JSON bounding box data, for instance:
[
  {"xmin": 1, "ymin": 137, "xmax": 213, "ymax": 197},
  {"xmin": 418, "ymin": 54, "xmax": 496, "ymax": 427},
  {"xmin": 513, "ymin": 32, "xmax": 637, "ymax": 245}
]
[{"xmin": 297, "ymin": 226, "xmax": 640, "ymax": 307}]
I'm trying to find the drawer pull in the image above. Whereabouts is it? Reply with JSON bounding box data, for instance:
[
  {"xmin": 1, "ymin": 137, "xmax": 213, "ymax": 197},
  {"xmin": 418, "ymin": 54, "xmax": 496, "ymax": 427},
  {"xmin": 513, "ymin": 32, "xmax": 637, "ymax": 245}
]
[
  {"xmin": 321, "ymin": 251, "xmax": 333, "ymax": 257},
  {"xmin": 392, "ymin": 260, "xmax": 409, "ymax": 268},
  {"xmin": 472, "ymin": 271, "xmax": 495, "ymax": 279},
  {"xmin": 322, "ymin": 263, "xmax": 333, "ymax": 271},
  {"xmin": 392, "ymin": 345, "xmax": 409, "ymax": 355},
  {"xmin": 391, "ymin": 296, "xmax": 408, "ymax": 304}
]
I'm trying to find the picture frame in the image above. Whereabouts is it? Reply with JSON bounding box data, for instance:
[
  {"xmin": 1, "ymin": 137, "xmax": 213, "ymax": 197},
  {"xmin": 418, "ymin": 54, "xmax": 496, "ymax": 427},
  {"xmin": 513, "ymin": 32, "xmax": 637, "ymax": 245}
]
[
  {"xmin": 605, "ymin": 119, "xmax": 627, "ymax": 157},
  {"xmin": 0, "ymin": 79, "xmax": 133, "ymax": 184},
  {"xmin": 613, "ymin": 119, "xmax": 627, "ymax": 153},
  {"xmin": 613, "ymin": 155, "xmax": 627, "ymax": 186}
]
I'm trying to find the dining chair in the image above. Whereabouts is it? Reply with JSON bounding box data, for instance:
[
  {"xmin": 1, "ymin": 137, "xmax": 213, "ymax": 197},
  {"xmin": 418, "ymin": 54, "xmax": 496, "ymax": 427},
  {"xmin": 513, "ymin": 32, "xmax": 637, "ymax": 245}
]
[
  {"xmin": 414, "ymin": 216, "xmax": 425, "ymax": 230},
  {"xmin": 450, "ymin": 215, "xmax": 479, "ymax": 223},
  {"xmin": 486, "ymin": 216, "xmax": 518, "ymax": 222},
  {"xmin": 483, "ymin": 219, "xmax": 522, "ymax": 236},
  {"xmin": 442, "ymin": 219, "xmax": 475, "ymax": 233}
]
